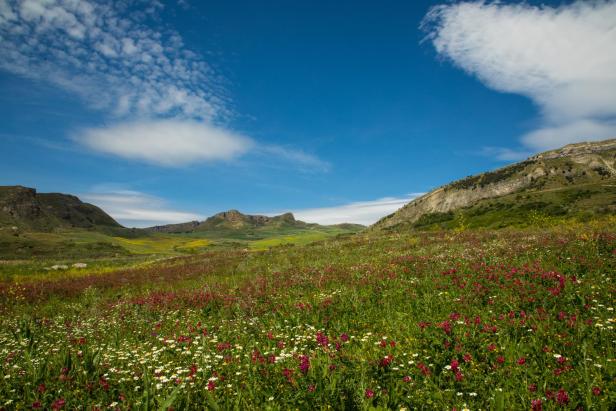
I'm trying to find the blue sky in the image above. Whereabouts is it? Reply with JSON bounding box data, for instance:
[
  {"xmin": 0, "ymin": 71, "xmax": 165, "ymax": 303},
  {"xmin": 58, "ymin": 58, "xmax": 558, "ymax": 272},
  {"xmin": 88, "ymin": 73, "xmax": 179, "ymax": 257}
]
[{"xmin": 1, "ymin": 0, "xmax": 615, "ymax": 226}]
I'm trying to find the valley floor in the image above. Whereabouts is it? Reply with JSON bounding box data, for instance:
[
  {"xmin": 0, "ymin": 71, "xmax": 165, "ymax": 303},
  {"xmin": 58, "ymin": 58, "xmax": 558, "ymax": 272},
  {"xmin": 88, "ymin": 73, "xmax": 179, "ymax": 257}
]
[{"xmin": 0, "ymin": 223, "xmax": 615, "ymax": 409}]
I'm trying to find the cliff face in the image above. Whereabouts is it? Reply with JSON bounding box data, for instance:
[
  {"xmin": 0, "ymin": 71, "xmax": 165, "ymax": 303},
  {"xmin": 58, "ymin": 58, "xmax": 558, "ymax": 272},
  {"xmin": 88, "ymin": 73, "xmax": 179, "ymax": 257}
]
[{"xmin": 373, "ymin": 139, "xmax": 616, "ymax": 230}]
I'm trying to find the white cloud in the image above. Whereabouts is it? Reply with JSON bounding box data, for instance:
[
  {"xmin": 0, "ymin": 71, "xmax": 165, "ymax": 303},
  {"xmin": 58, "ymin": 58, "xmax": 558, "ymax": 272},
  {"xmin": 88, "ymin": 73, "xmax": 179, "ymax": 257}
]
[
  {"xmin": 77, "ymin": 120, "xmax": 253, "ymax": 166},
  {"xmin": 423, "ymin": 1, "xmax": 616, "ymax": 152},
  {"xmin": 0, "ymin": 0, "xmax": 328, "ymax": 170},
  {"xmin": 521, "ymin": 119, "xmax": 616, "ymax": 151},
  {"xmin": 82, "ymin": 189, "xmax": 204, "ymax": 228},
  {"xmin": 275, "ymin": 195, "xmax": 423, "ymax": 226}
]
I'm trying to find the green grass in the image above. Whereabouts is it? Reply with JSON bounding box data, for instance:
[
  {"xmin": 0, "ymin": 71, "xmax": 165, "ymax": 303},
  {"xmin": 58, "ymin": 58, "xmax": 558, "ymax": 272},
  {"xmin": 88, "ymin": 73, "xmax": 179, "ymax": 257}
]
[
  {"xmin": 402, "ymin": 183, "xmax": 616, "ymax": 231},
  {"xmin": 0, "ymin": 223, "xmax": 363, "ymax": 261},
  {"xmin": 249, "ymin": 228, "xmax": 359, "ymax": 250}
]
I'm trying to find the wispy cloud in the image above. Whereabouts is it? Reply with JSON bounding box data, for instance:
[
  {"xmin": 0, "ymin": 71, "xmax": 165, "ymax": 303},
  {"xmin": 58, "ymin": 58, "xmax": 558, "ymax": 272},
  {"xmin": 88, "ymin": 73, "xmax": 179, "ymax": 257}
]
[
  {"xmin": 0, "ymin": 0, "xmax": 326, "ymax": 169},
  {"xmin": 423, "ymin": 1, "xmax": 616, "ymax": 154},
  {"xmin": 273, "ymin": 195, "xmax": 423, "ymax": 226},
  {"xmin": 0, "ymin": 0, "xmax": 224, "ymax": 120},
  {"xmin": 258, "ymin": 145, "xmax": 331, "ymax": 173},
  {"xmin": 479, "ymin": 147, "xmax": 532, "ymax": 162},
  {"xmin": 82, "ymin": 189, "xmax": 204, "ymax": 228}
]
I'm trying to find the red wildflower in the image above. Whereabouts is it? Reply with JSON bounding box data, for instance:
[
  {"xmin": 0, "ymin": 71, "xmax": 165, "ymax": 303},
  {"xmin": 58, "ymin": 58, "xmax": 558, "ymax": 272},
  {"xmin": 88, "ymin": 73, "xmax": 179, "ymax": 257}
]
[
  {"xmin": 316, "ymin": 332, "xmax": 329, "ymax": 347},
  {"xmin": 417, "ymin": 362, "xmax": 431, "ymax": 376},
  {"xmin": 497, "ymin": 356, "xmax": 505, "ymax": 364},
  {"xmin": 592, "ymin": 387, "xmax": 601, "ymax": 396},
  {"xmin": 402, "ymin": 375, "xmax": 412, "ymax": 383},
  {"xmin": 487, "ymin": 343, "xmax": 497, "ymax": 352},
  {"xmin": 216, "ymin": 342, "xmax": 231, "ymax": 351},
  {"xmin": 365, "ymin": 389, "xmax": 374, "ymax": 398},
  {"xmin": 32, "ymin": 402, "xmax": 42, "ymax": 410},
  {"xmin": 340, "ymin": 333, "xmax": 349, "ymax": 342},
  {"xmin": 531, "ymin": 399, "xmax": 542, "ymax": 411},
  {"xmin": 299, "ymin": 355, "xmax": 310, "ymax": 374},
  {"xmin": 517, "ymin": 357, "xmax": 526, "ymax": 365},
  {"xmin": 282, "ymin": 368, "xmax": 294, "ymax": 383},
  {"xmin": 463, "ymin": 353, "xmax": 472, "ymax": 363},
  {"xmin": 51, "ymin": 399, "xmax": 66, "ymax": 411},
  {"xmin": 99, "ymin": 377, "xmax": 110, "ymax": 391},
  {"xmin": 450, "ymin": 359, "xmax": 459, "ymax": 373},
  {"xmin": 528, "ymin": 383, "xmax": 537, "ymax": 392},
  {"xmin": 418, "ymin": 321, "xmax": 431, "ymax": 330},
  {"xmin": 380, "ymin": 355, "xmax": 393, "ymax": 368},
  {"xmin": 308, "ymin": 384, "xmax": 316, "ymax": 392},
  {"xmin": 251, "ymin": 350, "xmax": 265, "ymax": 364},
  {"xmin": 37, "ymin": 383, "xmax": 46, "ymax": 393},
  {"xmin": 556, "ymin": 388, "xmax": 569, "ymax": 405},
  {"xmin": 188, "ymin": 364, "xmax": 198, "ymax": 379},
  {"xmin": 438, "ymin": 320, "xmax": 452, "ymax": 335},
  {"xmin": 207, "ymin": 380, "xmax": 216, "ymax": 391}
]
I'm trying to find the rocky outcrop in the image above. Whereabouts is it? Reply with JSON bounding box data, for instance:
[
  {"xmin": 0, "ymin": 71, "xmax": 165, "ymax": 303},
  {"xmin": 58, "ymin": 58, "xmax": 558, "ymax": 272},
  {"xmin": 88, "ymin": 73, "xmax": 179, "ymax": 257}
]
[{"xmin": 0, "ymin": 185, "xmax": 121, "ymax": 230}]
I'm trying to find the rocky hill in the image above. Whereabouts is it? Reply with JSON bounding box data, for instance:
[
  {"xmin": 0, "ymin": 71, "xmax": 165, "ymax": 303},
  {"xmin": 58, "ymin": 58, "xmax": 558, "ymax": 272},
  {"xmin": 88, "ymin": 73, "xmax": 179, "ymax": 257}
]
[
  {"xmin": 147, "ymin": 210, "xmax": 324, "ymax": 234},
  {"xmin": 373, "ymin": 139, "xmax": 616, "ymax": 230},
  {"xmin": 0, "ymin": 186, "xmax": 122, "ymax": 231}
]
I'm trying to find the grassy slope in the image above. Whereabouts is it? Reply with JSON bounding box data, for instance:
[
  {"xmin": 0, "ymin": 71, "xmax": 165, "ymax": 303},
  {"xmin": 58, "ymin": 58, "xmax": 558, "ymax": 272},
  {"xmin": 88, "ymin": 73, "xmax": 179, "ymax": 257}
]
[{"xmin": 389, "ymin": 182, "xmax": 616, "ymax": 232}]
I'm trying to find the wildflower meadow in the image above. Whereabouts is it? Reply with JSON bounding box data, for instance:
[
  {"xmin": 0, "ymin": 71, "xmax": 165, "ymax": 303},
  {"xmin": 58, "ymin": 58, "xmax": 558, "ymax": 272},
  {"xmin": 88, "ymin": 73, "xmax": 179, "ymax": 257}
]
[{"xmin": 0, "ymin": 225, "xmax": 614, "ymax": 410}]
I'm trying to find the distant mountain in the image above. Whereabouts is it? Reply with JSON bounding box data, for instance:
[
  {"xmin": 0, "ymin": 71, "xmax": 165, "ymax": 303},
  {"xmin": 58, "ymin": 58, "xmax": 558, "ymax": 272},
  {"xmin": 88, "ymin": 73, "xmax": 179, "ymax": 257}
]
[
  {"xmin": 145, "ymin": 209, "xmax": 364, "ymax": 239},
  {"xmin": 373, "ymin": 139, "xmax": 616, "ymax": 230},
  {"xmin": 0, "ymin": 186, "xmax": 122, "ymax": 231}
]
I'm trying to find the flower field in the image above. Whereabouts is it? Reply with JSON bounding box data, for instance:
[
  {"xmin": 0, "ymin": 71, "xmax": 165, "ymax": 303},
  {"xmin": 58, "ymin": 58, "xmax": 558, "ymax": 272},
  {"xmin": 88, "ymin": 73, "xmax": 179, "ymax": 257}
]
[{"xmin": 0, "ymin": 226, "xmax": 614, "ymax": 410}]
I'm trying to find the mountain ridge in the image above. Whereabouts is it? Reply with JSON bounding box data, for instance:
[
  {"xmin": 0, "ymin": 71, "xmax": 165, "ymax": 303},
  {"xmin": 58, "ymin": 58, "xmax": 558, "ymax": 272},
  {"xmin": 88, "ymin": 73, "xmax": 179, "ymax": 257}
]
[
  {"xmin": 373, "ymin": 138, "xmax": 616, "ymax": 230},
  {"xmin": 145, "ymin": 209, "xmax": 364, "ymax": 234}
]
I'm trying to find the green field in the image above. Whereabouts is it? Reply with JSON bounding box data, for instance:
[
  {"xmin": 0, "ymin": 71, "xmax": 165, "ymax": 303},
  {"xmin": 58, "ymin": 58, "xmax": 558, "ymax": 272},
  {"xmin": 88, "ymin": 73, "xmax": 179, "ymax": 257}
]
[{"xmin": 0, "ymin": 224, "xmax": 363, "ymax": 284}]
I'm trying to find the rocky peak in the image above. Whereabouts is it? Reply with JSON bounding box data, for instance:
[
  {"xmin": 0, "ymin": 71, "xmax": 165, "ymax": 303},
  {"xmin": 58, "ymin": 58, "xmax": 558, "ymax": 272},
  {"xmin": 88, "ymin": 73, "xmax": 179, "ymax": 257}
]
[
  {"xmin": 277, "ymin": 212, "xmax": 296, "ymax": 222},
  {"xmin": 215, "ymin": 209, "xmax": 245, "ymax": 221}
]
